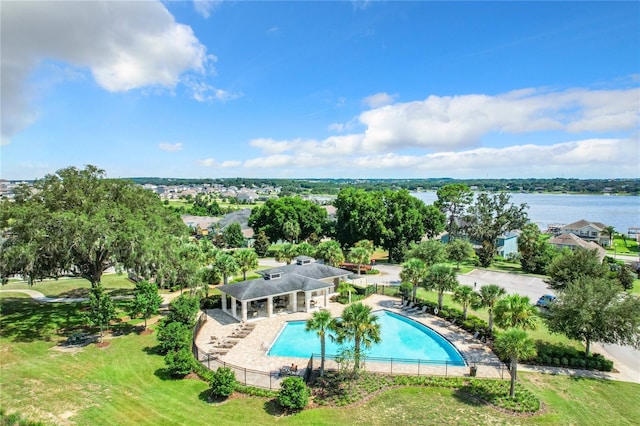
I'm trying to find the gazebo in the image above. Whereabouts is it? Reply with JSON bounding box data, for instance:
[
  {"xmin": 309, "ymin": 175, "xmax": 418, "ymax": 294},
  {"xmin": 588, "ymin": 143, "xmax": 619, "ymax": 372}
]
[{"xmin": 218, "ymin": 256, "xmax": 349, "ymax": 322}]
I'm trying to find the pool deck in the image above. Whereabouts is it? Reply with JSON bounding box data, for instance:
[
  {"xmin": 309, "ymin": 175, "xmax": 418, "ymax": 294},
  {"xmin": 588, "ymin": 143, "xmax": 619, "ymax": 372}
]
[{"xmin": 195, "ymin": 294, "xmax": 505, "ymax": 379}]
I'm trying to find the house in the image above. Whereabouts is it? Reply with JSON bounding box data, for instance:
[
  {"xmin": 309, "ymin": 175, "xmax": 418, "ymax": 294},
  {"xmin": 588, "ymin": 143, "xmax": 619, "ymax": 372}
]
[
  {"xmin": 217, "ymin": 256, "xmax": 349, "ymax": 322},
  {"xmin": 559, "ymin": 220, "xmax": 610, "ymax": 246},
  {"xmin": 496, "ymin": 231, "xmax": 520, "ymax": 258},
  {"xmin": 548, "ymin": 233, "xmax": 606, "ymax": 261}
]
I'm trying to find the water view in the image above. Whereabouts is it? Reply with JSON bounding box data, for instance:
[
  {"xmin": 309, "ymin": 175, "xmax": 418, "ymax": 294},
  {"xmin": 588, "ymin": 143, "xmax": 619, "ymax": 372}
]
[{"xmin": 411, "ymin": 192, "xmax": 639, "ymax": 233}]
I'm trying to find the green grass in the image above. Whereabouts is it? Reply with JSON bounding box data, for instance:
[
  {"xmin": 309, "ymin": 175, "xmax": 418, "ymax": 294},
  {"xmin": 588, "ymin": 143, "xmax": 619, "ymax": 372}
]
[
  {"xmin": 1, "ymin": 297, "xmax": 639, "ymax": 425},
  {"xmin": 605, "ymin": 237, "xmax": 639, "ymax": 255},
  {"xmin": 1, "ymin": 274, "xmax": 135, "ymax": 298}
]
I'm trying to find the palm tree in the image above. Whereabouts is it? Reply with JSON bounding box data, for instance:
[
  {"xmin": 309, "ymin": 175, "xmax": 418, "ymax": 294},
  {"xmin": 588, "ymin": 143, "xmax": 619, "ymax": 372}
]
[
  {"xmin": 316, "ymin": 240, "xmax": 344, "ymax": 267},
  {"xmin": 452, "ymin": 285, "xmax": 479, "ymax": 320},
  {"xmin": 493, "ymin": 329, "xmax": 537, "ymax": 397},
  {"xmin": 305, "ymin": 310, "xmax": 334, "ymax": 377},
  {"xmin": 234, "ymin": 248, "xmax": 258, "ymax": 280},
  {"xmin": 333, "ymin": 302, "xmax": 381, "ymax": 372},
  {"xmin": 478, "ymin": 284, "xmax": 506, "ymax": 335},
  {"xmin": 336, "ymin": 281, "xmax": 357, "ymax": 303},
  {"xmin": 424, "ymin": 264, "xmax": 458, "ymax": 310},
  {"xmin": 348, "ymin": 246, "xmax": 371, "ymax": 275},
  {"xmin": 494, "ymin": 294, "xmax": 538, "ymax": 331},
  {"xmin": 275, "ymin": 243, "xmax": 298, "ymax": 265},
  {"xmin": 214, "ymin": 253, "xmax": 239, "ymax": 285},
  {"xmin": 603, "ymin": 225, "xmax": 615, "ymax": 248},
  {"xmin": 400, "ymin": 258, "xmax": 428, "ymax": 303},
  {"xmin": 296, "ymin": 242, "xmax": 316, "ymax": 257}
]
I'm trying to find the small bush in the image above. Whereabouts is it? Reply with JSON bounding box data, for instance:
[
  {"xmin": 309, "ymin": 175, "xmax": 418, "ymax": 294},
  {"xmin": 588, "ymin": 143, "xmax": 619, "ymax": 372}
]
[
  {"xmin": 200, "ymin": 295, "xmax": 221, "ymax": 310},
  {"xmin": 211, "ymin": 367, "xmax": 236, "ymax": 398},
  {"xmin": 278, "ymin": 377, "xmax": 310, "ymax": 411},
  {"xmin": 156, "ymin": 321, "xmax": 191, "ymax": 355},
  {"xmin": 165, "ymin": 347, "xmax": 194, "ymax": 377}
]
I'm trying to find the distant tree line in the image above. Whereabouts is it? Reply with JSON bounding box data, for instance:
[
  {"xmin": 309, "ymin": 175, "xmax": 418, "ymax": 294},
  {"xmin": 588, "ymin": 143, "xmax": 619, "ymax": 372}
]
[{"xmin": 123, "ymin": 177, "xmax": 639, "ymax": 196}]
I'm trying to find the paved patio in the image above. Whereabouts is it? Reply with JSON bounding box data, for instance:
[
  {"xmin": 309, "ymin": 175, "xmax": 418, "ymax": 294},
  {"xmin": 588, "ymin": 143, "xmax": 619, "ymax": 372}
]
[{"xmin": 194, "ymin": 294, "xmax": 506, "ymax": 381}]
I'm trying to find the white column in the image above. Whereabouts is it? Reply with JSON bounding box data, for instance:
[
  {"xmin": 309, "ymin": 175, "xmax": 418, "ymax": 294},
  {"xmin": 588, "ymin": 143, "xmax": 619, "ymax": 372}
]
[
  {"xmin": 292, "ymin": 292, "xmax": 298, "ymax": 312},
  {"xmin": 267, "ymin": 296, "xmax": 273, "ymax": 317},
  {"xmin": 241, "ymin": 301, "xmax": 248, "ymax": 322},
  {"xmin": 324, "ymin": 288, "xmax": 328, "ymax": 307},
  {"xmin": 231, "ymin": 297, "xmax": 237, "ymax": 318},
  {"xmin": 305, "ymin": 292, "xmax": 311, "ymax": 312},
  {"xmin": 221, "ymin": 293, "xmax": 227, "ymax": 313}
]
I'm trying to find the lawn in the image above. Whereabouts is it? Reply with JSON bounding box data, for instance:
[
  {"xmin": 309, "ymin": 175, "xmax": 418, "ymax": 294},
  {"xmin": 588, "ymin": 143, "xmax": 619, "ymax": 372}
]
[
  {"xmin": 1, "ymin": 297, "xmax": 639, "ymax": 425},
  {"xmin": 1, "ymin": 273, "xmax": 135, "ymax": 298}
]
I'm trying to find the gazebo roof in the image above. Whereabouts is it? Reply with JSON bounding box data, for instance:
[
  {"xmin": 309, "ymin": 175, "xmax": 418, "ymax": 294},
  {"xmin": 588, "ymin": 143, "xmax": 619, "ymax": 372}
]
[
  {"xmin": 218, "ymin": 274, "xmax": 332, "ymax": 301},
  {"xmin": 257, "ymin": 259, "xmax": 350, "ymax": 281}
]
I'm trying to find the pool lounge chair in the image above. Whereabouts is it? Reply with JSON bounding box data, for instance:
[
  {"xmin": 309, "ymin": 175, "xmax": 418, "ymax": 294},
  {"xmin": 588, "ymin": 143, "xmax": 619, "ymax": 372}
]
[
  {"xmin": 465, "ymin": 331, "xmax": 480, "ymax": 343},
  {"xmin": 410, "ymin": 306, "xmax": 428, "ymax": 316},
  {"xmin": 394, "ymin": 300, "xmax": 408, "ymax": 309},
  {"xmin": 402, "ymin": 302, "xmax": 415, "ymax": 311},
  {"xmin": 406, "ymin": 304, "xmax": 421, "ymax": 314}
]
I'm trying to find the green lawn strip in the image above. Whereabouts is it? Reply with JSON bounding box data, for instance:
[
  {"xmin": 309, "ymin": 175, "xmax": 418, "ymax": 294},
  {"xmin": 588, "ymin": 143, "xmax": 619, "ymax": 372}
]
[
  {"xmin": 518, "ymin": 372, "xmax": 640, "ymax": 425},
  {"xmin": 1, "ymin": 274, "xmax": 135, "ymax": 298}
]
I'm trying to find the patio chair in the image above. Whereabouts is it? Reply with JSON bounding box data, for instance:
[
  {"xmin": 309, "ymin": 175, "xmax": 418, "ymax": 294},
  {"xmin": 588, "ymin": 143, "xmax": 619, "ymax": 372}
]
[
  {"xmin": 411, "ymin": 306, "xmax": 428, "ymax": 316},
  {"xmin": 402, "ymin": 302, "xmax": 415, "ymax": 311},
  {"xmin": 406, "ymin": 304, "xmax": 421, "ymax": 314},
  {"xmin": 464, "ymin": 331, "xmax": 480, "ymax": 343},
  {"xmin": 394, "ymin": 300, "xmax": 408, "ymax": 309}
]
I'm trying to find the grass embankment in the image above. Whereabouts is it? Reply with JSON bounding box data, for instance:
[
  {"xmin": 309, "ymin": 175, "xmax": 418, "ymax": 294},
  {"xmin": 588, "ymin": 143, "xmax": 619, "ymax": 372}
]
[{"xmin": 1, "ymin": 296, "xmax": 639, "ymax": 425}]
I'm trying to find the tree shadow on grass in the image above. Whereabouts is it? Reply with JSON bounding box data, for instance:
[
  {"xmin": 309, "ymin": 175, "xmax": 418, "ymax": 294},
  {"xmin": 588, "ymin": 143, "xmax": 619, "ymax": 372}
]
[
  {"xmin": 143, "ymin": 345, "xmax": 164, "ymax": 355},
  {"xmin": 263, "ymin": 399, "xmax": 286, "ymax": 416},
  {"xmin": 0, "ymin": 298, "xmax": 86, "ymax": 342},
  {"xmin": 154, "ymin": 368, "xmax": 182, "ymax": 381},
  {"xmin": 451, "ymin": 385, "xmax": 491, "ymax": 408}
]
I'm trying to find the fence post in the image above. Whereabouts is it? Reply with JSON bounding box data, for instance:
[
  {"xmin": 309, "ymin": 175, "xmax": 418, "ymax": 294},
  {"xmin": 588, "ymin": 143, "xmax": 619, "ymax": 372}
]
[
  {"xmin": 390, "ymin": 358, "xmax": 393, "ymax": 374},
  {"xmin": 445, "ymin": 360, "xmax": 448, "ymax": 377},
  {"xmin": 418, "ymin": 359, "xmax": 420, "ymax": 376},
  {"xmin": 244, "ymin": 367, "xmax": 247, "ymax": 385}
]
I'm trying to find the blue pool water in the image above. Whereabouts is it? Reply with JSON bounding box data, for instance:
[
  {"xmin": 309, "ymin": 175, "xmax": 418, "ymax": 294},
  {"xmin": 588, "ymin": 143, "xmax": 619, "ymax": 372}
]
[{"xmin": 268, "ymin": 310, "xmax": 466, "ymax": 366}]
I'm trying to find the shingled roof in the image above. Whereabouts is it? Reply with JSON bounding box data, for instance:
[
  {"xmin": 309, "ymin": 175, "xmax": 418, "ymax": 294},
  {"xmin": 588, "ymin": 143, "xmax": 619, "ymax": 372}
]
[
  {"xmin": 257, "ymin": 257, "xmax": 350, "ymax": 281},
  {"xmin": 218, "ymin": 274, "xmax": 332, "ymax": 301}
]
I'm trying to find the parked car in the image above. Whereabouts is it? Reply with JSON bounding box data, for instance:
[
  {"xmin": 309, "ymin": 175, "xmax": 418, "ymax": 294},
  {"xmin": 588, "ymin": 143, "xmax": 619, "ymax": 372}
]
[{"xmin": 536, "ymin": 294, "xmax": 556, "ymax": 308}]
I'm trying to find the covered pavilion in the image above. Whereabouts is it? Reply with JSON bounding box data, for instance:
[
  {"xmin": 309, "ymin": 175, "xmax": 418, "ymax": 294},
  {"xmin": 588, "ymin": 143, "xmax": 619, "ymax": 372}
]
[{"xmin": 218, "ymin": 256, "xmax": 349, "ymax": 322}]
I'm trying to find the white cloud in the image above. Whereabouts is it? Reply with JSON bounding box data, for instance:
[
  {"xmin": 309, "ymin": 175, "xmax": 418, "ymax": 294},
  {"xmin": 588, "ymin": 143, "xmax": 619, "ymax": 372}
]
[
  {"xmin": 196, "ymin": 158, "xmax": 217, "ymax": 167},
  {"xmin": 234, "ymin": 136, "xmax": 638, "ymax": 178},
  {"xmin": 351, "ymin": 138, "xmax": 639, "ymax": 175},
  {"xmin": 193, "ymin": 0, "xmax": 223, "ymax": 19},
  {"xmin": 187, "ymin": 79, "xmax": 241, "ymax": 103},
  {"xmin": 362, "ymin": 92, "xmax": 397, "ymax": 108},
  {"xmin": 1, "ymin": 1, "xmax": 212, "ymax": 144},
  {"xmin": 220, "ymin": 160, "xmax": 241, "ymax": 168},
  {"xmin": 357, "ymin": 87, "xmax": 640, "ymax": 153},
  {"xmin": 159, "ymin": 143, "xmax": 183, "ymax": 152},
  {"xmin": 234, "ymin": 84, "xmax": 638, "ymax": 178}
]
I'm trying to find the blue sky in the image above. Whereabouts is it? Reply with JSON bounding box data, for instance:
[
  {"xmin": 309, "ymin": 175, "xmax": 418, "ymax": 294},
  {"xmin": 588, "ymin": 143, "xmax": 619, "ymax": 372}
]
[{"xmin": 2, "ymin": 1, "xmax": 639, "ymax": 180}]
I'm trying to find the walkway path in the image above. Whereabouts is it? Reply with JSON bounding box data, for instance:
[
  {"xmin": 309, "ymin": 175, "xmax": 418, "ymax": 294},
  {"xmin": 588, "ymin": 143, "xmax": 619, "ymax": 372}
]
[{"xmin": 0, "ymin": 288, "xmax": 179, "ymax": 307}]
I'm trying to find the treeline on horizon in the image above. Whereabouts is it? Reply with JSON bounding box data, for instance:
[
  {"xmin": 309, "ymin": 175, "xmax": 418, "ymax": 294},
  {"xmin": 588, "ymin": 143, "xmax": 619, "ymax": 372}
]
[{"xmin": 125, "ymin": 177, "xmax": 640, "ymax": 196}]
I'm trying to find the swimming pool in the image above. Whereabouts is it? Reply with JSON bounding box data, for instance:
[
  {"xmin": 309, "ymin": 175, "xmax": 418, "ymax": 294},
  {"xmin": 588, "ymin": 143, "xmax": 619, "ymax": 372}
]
[{"xmin": 268, "ymin": 310, "xmax": 466, "ymax": 366}]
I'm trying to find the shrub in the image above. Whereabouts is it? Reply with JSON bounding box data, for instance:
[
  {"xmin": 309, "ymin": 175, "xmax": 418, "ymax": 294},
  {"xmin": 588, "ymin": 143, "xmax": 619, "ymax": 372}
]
[
  {"xmin": 165, "ymin": 347, "xmax": 194, "ymax": 377},
  {"xmin": 156, "ymin": 321, "xmax": 191, "ymax": 354},
  {"xmin": 278, "ymin": 377, "xmax": 310, "ymax": 411},
  {"xmin": 210, "ymin": 367, "xmax": 236, "ymax": 398},
  {"xmin": 200, "ymin": 295, "xmax": 221, "ymax": 310},
  {"xmin": 167, "ymin": 295, "xmax": 201, "ymax": 326}
]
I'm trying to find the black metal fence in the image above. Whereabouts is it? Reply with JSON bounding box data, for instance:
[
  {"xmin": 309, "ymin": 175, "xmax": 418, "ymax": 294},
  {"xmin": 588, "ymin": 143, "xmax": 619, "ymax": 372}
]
[
  {"xmin": 192, "ymin": 344, "xmax": 291, "ymax": 390},
  {"xmin": 307, "ymin": 353, "xmax": 508, "ymax": 380}
]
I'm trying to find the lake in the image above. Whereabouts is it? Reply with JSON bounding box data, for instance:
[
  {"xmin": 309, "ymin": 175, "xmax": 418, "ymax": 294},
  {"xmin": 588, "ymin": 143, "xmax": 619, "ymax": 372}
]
[{"xmin": 411, "ymin": 192, "xmax": 640, "ymax": 234}]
